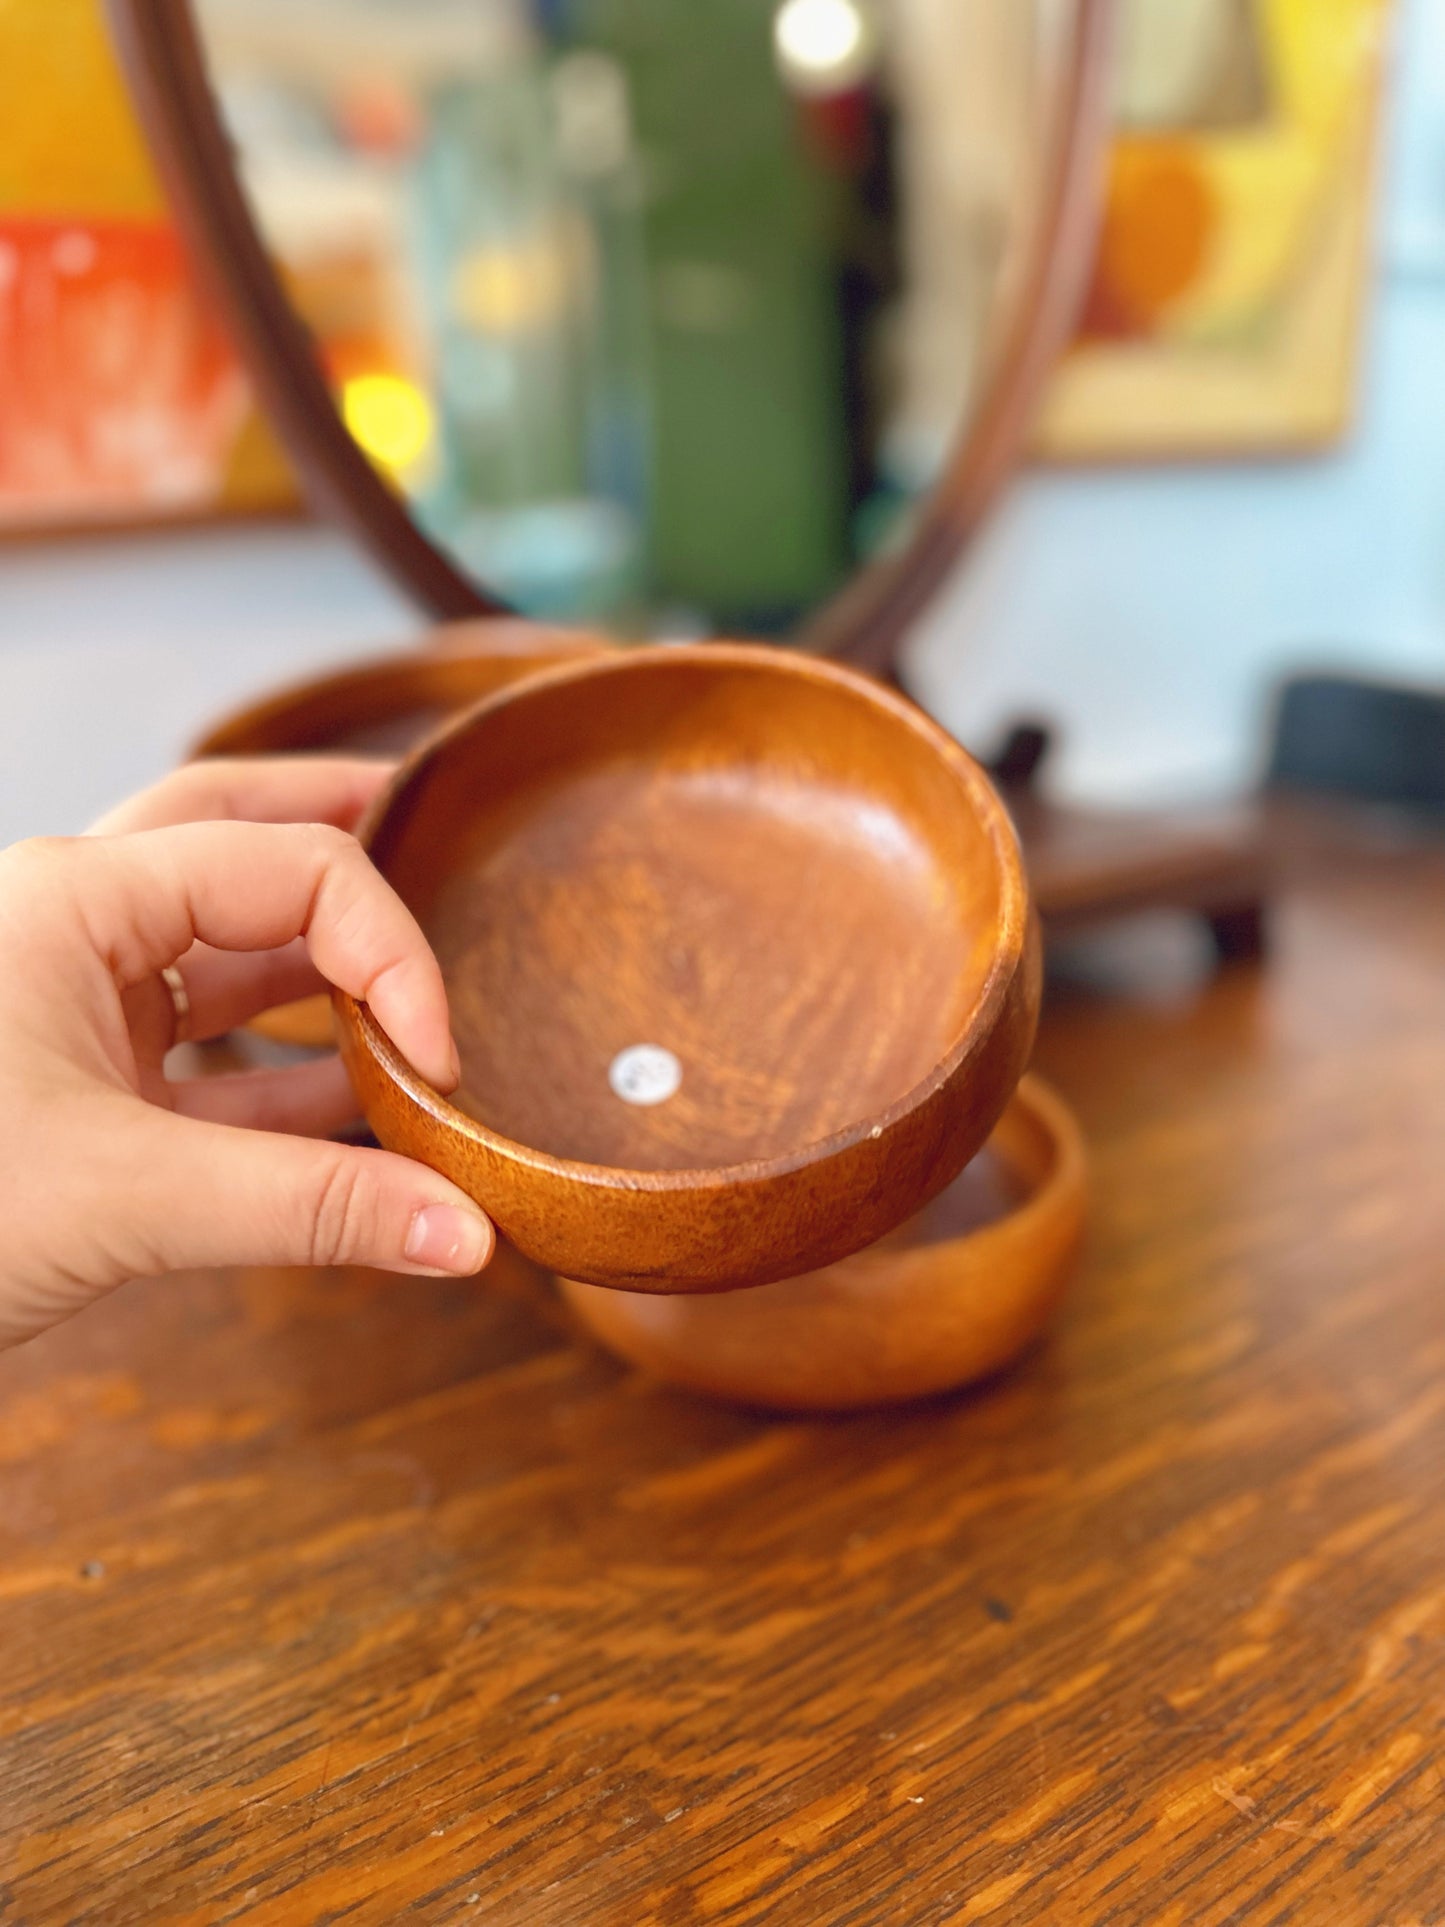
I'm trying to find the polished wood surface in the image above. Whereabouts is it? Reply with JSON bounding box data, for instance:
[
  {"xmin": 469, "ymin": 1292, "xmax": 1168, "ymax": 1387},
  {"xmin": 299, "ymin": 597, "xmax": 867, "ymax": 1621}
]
[
  {"xmin": 5, "ymin": 804, "xmax": 1443, "ymax": 1925},
  {"xmin": 1018, "ymin": 788, "xmax": 1270, "ymax": 960},
  {"xmin": 338, "ymin": 646, "xmax": 1038, "ymax": 1292},
  {"xmin": 560, "ymin": 1074, "xmax": 1086, "ymax": 1411}
]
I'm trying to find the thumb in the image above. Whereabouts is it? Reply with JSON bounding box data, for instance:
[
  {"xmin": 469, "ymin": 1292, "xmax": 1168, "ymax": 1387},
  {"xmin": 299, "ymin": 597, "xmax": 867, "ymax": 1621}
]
[{"xmin": 129, "ymin": 1112, "xmax": 495, "ymax": 1279}]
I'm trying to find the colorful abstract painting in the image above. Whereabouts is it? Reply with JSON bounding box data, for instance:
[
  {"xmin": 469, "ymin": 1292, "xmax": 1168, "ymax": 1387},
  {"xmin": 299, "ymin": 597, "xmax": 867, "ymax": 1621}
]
[
  {"xmin": 0, "ymin": 0, "xmax": 293, "ymax": 529},
  {"xmin": 1035, "ymin": 0, "xmax": 1393, "ymax": 459}
]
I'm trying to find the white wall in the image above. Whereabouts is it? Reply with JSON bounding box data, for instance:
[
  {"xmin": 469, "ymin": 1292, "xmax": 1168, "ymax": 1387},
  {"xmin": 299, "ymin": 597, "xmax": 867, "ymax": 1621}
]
[
  {"xmin": 907, "ymin": 0, "xmax": 1445, "ymax": 806},
  {"xmin": 0, "ymin": 526, "xmax": 414, "ymax": 847}
]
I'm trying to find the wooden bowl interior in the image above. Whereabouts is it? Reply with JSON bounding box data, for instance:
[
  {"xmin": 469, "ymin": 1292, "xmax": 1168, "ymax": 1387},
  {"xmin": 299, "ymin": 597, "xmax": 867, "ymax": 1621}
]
[{"xmin": 368, "ymin": 653, "xmax": 1013, "ymax": 1174}]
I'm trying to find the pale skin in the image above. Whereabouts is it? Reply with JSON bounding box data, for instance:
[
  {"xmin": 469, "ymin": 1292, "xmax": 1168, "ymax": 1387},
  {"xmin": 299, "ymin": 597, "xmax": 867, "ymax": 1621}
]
[{"xmin": 0, "ymin": 757, "xmax": 495, "ymax": 1352}]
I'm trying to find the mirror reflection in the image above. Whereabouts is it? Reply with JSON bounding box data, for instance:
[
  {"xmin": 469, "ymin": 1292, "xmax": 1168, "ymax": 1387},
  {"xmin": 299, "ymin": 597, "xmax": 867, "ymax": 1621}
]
[{"xmin": 191, "ymin": 0, "xmax": 1063, "ymax": 631}]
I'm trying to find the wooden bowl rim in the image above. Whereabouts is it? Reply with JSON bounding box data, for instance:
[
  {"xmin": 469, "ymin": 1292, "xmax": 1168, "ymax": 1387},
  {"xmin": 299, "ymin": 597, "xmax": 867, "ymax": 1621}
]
[
  {"xmin": 334, "ymin": 641, "xmax": 1031, "ymax": 1196},
  {"xmin": 556, "ymin": 1073, "xmax": 1086, "ymax": 1411},
  {"xmin": 564, "ymin": 1071, "xmax": 1086, "ymax": 1285},
  {"xmin": 835, "ymin": 1071, "xmax": 1086, "ymax": 1275},
  {"xmin": 188, "ymin": 622, "xmax": 611, "ymax": 759}
]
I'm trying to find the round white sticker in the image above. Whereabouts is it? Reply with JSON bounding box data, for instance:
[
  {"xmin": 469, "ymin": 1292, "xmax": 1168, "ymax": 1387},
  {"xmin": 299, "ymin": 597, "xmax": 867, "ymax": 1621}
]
[{"xmin": 609, "ymin": 1044, "xmax": 682, "ymax": 1107}]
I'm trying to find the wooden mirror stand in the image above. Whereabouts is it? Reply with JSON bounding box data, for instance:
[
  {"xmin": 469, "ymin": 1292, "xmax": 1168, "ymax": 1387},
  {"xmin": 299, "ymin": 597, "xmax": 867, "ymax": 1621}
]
[{"xmin": 105, "ymin": 0, "xmax": 1266, "ymax": 961}]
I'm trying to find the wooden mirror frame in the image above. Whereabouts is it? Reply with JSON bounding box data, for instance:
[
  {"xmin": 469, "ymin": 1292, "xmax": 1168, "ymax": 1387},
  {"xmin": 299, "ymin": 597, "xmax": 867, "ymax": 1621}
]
[{"xmin": 103, "ymin": 0, "xmax": 1114, "ymax": 675}]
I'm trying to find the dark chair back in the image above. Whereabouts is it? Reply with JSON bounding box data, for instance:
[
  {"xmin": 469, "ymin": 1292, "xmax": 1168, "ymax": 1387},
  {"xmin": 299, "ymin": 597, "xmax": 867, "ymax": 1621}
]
[{"xmin": 1266, "ymin": 672, "xmax": 1445, "ymax": 814}]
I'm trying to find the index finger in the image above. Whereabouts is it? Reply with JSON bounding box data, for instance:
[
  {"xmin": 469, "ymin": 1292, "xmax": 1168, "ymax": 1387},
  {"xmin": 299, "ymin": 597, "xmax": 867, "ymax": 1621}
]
[
  {"xmin": 88, "ymin": 758, "xmax": 395, "ymax": 837},
  {"xmin": 61, "ymin": 821, "xmax": 458, "ymax": 1092}
]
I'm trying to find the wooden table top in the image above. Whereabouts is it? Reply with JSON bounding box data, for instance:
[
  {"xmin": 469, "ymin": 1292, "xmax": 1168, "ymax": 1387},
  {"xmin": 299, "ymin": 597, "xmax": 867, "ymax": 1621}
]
[{"xmin": 5, "ymin": 805, "xmax": 1445, "ymax": 1926}]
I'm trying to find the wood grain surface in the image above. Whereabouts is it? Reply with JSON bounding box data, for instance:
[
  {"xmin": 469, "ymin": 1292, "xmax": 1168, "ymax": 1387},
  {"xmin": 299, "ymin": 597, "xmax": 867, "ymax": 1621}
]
[{"xmin": 4, "ymin": 803, "xmax": 1445, "ymax": 1925}]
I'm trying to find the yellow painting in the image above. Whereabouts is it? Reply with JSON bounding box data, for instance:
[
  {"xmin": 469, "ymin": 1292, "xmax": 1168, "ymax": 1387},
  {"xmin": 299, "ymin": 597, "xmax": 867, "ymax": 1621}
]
[{"xmin": 1034, "ymin": 0, "xmax": 1393, "ymax": 460}]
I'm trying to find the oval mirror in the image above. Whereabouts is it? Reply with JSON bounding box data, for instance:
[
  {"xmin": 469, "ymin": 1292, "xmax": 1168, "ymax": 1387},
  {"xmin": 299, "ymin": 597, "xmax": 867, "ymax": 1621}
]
[{"xmin": 106, "ymin": 0, "xmax": 1111, "ymax": 673}]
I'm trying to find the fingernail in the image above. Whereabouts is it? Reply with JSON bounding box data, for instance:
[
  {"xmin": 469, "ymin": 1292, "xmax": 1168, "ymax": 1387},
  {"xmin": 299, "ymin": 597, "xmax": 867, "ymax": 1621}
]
[{"xmin": 404, "ymin": 1204, "xmax": 492, "ymax": 1276}]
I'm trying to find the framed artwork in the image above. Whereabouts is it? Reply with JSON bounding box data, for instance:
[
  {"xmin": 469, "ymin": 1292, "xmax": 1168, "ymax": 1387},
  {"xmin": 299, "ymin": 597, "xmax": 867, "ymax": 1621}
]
[
  {"xmin": 0, "ymin": 0, "xmax": 296, "ymax": 533},
  {"xmin": 1034, "ymin": 0, "xmax": 1393, "ymax": 460}
]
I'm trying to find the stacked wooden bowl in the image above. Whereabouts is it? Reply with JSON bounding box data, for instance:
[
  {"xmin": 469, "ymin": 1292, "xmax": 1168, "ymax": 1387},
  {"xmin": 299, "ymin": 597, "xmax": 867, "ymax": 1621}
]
[{"xmin": 194, "ymin": 622, "xmax": 1085, "ymax": 1408}]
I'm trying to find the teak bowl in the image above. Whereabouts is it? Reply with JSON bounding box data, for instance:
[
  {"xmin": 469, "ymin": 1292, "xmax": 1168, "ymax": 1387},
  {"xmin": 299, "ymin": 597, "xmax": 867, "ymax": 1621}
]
[
  {"xmin": 559, "ymin": 1074, "xmax": 1085, "ymax": 1408},
  {"xmin": 192, "ymin": 621, "xmax": 610, "ymax": 1047},
  {"xmin": 335, "ymin": 643, "xmax": 1040, "ymax": 1293}
]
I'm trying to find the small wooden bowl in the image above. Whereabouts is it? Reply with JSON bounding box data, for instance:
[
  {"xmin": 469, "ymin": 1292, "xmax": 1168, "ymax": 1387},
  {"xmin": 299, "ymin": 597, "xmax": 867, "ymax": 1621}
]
[
  {"xmin": 191, "ymin": 620, "xmax": 610, "ymax": 1047},
  {"xmin": 558, "ymin": 1074, "xmax": 1085, "ymax": 1408},
  {"xmin": 336, "ymin": 643, "xmax": 1040, "ymax": 1293}
]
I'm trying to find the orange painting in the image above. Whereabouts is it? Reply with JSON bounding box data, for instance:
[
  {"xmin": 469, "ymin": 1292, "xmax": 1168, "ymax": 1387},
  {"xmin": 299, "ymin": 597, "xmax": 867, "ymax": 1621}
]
[
  {"xmin": 0, "ymin": 0, "xmax": 293, "ymax": 529},
  {"xmin": 1036, "ymin": 0, "xmax": 1393, "ymax": 459}
]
